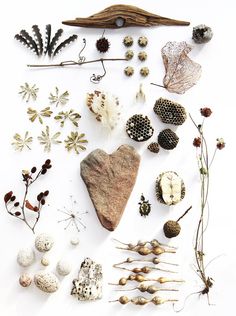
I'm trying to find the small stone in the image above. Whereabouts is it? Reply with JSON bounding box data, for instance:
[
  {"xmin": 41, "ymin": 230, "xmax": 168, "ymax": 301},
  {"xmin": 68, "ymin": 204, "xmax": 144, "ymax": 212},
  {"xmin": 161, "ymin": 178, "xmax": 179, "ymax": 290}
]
[
  {"xmin": 34, "ymin": 271, "xmax": 59, "ymax": 293},
  {"xmin": 125, "ymin": 49, "xmax": 134, "ymax": 60},
  {"xmin": 140, "ymin": 67, "xmax": 149, "ymax": 77},
  {"xmin": 163, "ymin": 220, "xmax": 181, "ymax": 238},
  {"xmin": 138, "ymin": 51, "xmax": 147, "ymax": 61},
  {"xmin": 138, "ymin": 36, "xmax": 148, "ymax": 47},
  {"xmin": 80, "ymin": 145, "xmax": 140, "ymax": 231},
  {"xmin": 41, "ymin": 256, "xmax": 50, "ymax": 266},
  {"xmin": 19, "ymin": 273, "xmax": 32, "ymax": 287},
  {"xmin": 35, "ymin": 233, "xmax": 54, "ymax": 252},
  {"xmin": 123, "ymin": 36, "xmax": 133, "ymax": 47},
  {"xmin": 70, "ymin": 236, "xmax": 80, "ymax": 246},
  {"xmin": 192, "ymin": 24, "xmax": 213, "ymax": 43},
  {"xmin": 56, "ymin": 259, "xmax": 72, "ymax": 276},
  {"xmin": 17, "ymin": 248, "xmax": 35, "ymax": 267},
  {"xmin": 124, "ymin": 66, "xmax": 134, "ymax": 76}
]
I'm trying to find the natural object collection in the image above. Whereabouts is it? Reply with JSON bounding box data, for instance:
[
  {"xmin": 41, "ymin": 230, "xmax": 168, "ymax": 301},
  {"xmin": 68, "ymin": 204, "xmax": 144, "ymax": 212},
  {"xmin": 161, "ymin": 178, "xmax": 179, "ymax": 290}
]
[{"xmin": 4, "ymin": 2, "xmax": 223, "ymax": 311}]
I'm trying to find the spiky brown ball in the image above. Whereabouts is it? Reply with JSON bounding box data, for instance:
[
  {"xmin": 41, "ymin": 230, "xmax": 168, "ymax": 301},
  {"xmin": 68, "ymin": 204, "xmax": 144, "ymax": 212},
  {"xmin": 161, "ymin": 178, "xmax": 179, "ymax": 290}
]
[
  {"xmin": 163, "ymin": 220, "xmax": 181, "ymax": 238},
  {"xmin": 96, "ymin": 37, "xmax": 110, "ymax": 53}
]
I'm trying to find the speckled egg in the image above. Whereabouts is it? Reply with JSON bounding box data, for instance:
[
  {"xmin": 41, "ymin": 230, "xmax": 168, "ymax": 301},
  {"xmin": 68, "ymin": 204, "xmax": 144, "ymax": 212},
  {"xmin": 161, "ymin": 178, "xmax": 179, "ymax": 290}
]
[
  {"xmin": 17, "ymin": 248, "xmax": 35, "ymax": 267},
  {"xmin": 35, "ymin": 233, "xmax": 54, "ymax": 252},
  {"xmin": 19, "ymin": 273, "xmax": 32, "ymax": 287},
  {"xmin": 34, "ymin": 271, "xmax": 59, "ymax": 293},
  {"xmin": 56, "ymin": 259, "xmax": 72, "ymax": 276}
]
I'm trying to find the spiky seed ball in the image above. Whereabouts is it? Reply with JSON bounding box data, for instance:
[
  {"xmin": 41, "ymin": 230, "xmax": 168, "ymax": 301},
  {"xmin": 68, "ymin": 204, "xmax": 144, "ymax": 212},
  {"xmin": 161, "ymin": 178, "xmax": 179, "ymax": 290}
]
[
  {"xmin": 192, "ymin": 24, "xmax": 213, "ymax": 43},
  {"xmin": 147, "ymin": 142, "xmax": 160, "ymax": 153},
  {"xmin": 138, "ymin": 51, "xmax": 147, "ymax": 61},
  {"xmin": 158, "ymin": 129, "xmax": 179, "ymax": 150},
  {"xmin": 96, "ymin": 37, "xmax": 110, "ymax": 53},
  {"xmin": 163, "ymin": 220, "xmax": 181, "ymax": 238}
]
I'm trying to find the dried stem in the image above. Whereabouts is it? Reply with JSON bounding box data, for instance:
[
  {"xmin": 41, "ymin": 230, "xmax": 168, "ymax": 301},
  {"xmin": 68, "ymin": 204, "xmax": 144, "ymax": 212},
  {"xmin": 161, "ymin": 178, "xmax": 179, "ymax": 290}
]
[{"xmin": 177, "ymin": 206, "xmax": 192, "ymax": 222}]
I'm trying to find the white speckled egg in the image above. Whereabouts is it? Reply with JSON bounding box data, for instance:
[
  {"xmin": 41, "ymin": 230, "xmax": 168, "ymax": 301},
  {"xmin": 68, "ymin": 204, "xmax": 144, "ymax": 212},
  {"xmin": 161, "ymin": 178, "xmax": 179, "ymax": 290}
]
[{"xmin": 34, "ymin": 271, "xmax": 59, "ymax": 293}]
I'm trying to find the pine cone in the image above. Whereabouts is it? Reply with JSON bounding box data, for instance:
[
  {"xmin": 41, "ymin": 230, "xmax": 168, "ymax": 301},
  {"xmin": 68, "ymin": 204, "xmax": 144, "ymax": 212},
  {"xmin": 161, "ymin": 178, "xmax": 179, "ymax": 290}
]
[
  {"xmin": 154, "ymin": 98, "xmax": 187, "ymax": 125},
  {"xmin": 147, "ymin": 142, "xmax": 160, "ymax": 153},
  {"xmin": 126, "ymin": 114, "xmax": 154, "ymax": 142},
  {"xmin": 158, "ymin": 129, "xmax": 179, "ymax": 150}
]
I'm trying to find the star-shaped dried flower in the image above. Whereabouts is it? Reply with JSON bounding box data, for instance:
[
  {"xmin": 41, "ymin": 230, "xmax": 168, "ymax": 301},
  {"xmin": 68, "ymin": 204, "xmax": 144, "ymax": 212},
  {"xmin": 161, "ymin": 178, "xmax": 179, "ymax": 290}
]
[
  {"xmin": 11, "ymin": 132, "xmax": 33, "ymax": 151},
  {"xmin": 38, "ymin": 126, "xmax": 62, "ymax": 152},
  {"xmin": 19, "ymin": 83, "xmax": 39, "ymax": 102},
  {"xmin": 49, "ymin": 87, "xmax": 69, "ymax": 107},
  {"xmin": 54, "ymin": 109, "xmax": 81, "ymax": 127},
  {"xmin": 27, "ymin": 107, "xmax": 53, "ymax": 124},
  {"xmin": 64, "ymin": 132, "xmax": 88, "ymax": 154}
]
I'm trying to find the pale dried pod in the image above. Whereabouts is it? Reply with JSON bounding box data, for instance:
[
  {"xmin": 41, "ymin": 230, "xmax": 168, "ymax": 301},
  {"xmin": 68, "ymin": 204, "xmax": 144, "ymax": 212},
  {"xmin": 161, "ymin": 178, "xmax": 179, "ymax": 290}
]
[
  {"xmin": 35, "ymin": 233, "xmax": 54, "ymax": 252},
  {"xmin": 19, "ymin": 273, "xmax": 32, "ymax": 287},
  {"xmin": 41, "ymin": 256, "xmax": 50, "ymax": 266}
]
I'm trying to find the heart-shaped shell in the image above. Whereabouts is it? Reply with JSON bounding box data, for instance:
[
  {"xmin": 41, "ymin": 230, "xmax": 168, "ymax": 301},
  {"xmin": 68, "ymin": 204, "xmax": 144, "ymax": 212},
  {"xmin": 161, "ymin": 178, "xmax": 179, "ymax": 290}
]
[{"xmin": 155, "ymin": 171, "xmax": 185, "ymax": 205}]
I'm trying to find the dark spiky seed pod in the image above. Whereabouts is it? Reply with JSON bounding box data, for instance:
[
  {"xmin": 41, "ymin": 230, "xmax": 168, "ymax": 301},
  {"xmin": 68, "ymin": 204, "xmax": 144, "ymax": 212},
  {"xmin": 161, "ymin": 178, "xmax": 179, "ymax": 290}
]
[
  {"xmin": 154, "ymin": 98, "xmax": 187, "ymax": 125},
  {"xmin": 96, "ymin": 37, "xmax": 110, "ymax": 53},
  {"xmin": 126, "ymin": 114, "xmax": 154, "ymax": 142},
  {"xmin": 147, "ymin": 142, "xmax": 159, "ymax": 153},
  {"xmin": 158, "ymin": 129, "xmax": 179, "ymax": 150},
  {"xmin": 163, "ymin": 220, "xmax": 181, "ymax": 238}
]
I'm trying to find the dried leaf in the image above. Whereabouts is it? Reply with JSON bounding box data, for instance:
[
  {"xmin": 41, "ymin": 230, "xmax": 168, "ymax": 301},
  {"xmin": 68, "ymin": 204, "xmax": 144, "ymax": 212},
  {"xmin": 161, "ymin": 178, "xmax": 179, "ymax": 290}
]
[
  {"xmin": 161, "ymin": 41, "xmax": 201, "ymax": 94},
  {"xmin": 49, "ymin": 87, "xmax": 69, "ymax": 106},
  {"xmin": 12, "ymin": 131, "xmax": 33, "ymax": 151},
  {"xmin": 38, "ymin": 126, "xmax": 62, "ymax": 152},
  {"xmin": 19, "ymin": 83, "xmax": 39, "ymax": 102},
  {"xmin": 64, "ymin": 132, "xmax": 88, "ymax": 154},
  {"xmin": 54, "ymin": 109, "xmax": 81, "ymax": 127},
  {"xmin": 25, "ymin": 200, "xmax": 35, "ymax": 211},
  {"xmin": 27, "ymin": 107, "xmax": 53, "ymax": 124}
]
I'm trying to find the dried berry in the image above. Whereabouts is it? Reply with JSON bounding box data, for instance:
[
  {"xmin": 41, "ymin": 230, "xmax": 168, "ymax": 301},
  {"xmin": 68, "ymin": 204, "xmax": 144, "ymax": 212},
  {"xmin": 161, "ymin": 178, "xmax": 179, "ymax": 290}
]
[
  {"xmin": 125, "ymin": 49, "xmax": 134, "ymax": 60},
  {"xmin": 96, "ymin": 36, "xmax": 110, "ymax": 53},
  {"xmin": 10, "ymin": 196, "xmax": 16, "ymax": 202},
  {"xmin": 192, "ymin": 24, "xmax": 213, "ymax": 44},
  {"xmin": 147, "ymin": 142, "xmax": 160, "ymax": 153},
  {"xmin": 154, "ymin": 98, "xmax": 187, "ymax": 125},
  {"xmin": 44, "ymin": 190, "xmax": 49, "ymax": 196},
  {"xmin": 31, "ymin": 166, "xmax": 37, "ymax": 173},
  {"xmin": 126, "ymin": 114, "xmax": 154, "ymax": 142},
  {"xmin": 4, "ymin": 191, "xmax": 13, "ymax": 203},
  {"xmin": 41, "ymin": 199, "xmax": 45, "ymax": 205},
  {"xmin": 14, "ymin": 202, "xmax": 20, "ymax": 207},
  {"xmin": 140, "ymin": 67, "xmax": 149, "ymax": 77},
  {"xmin": 123, "ymin": 36, "xmax": 133, "ymax": 47},
  {"xmin": 138, "ymin": 36, "xmax": 148, "ymax": 47},
  {"xmin": 163, "ymin": 220, "xmax": 181, "ymax": 238},
  {"xmin": 41, "ymin": 169, "xmax": 47, "ymax": 175},
  {"xmin": 158, "ymin": 129, "xmax": 179, "ymax": 150},
  {"xmin": 138, "ymin": 51, "xmax": 147, "ymax": 61},
  {"xmin": 193, "ymin": 137, "xmax": 201, "ymax": 147},
  {"xmin": 124, "ymin": 66, "xmax": 134, "ymax": 76},
  {"xmin": 200, "ymin": 107, "xmax": 212, "ymax": 117},
  {"xmin": 216, "ymin": 138, "xmax": 225, "ymax": 150},
  {"xmin": 15, "ymin": 211, "xmax": 21, "ymax": 216}
]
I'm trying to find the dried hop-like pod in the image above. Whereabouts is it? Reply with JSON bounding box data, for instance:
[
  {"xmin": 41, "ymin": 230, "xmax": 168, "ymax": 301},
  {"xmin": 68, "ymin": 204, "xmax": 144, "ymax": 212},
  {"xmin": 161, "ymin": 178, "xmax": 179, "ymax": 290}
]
[
  {"xmin": 126, "ymin": 114, "xmax": 154, "ymax": 142},
  {"xmin": 138, "ymin": 51, "xmax": 147, "ymax": 61},
  {"xmin": 154, "ymin": 98, "xmax": 187, "ymax": 125},
  {"xmin": 140, "ymin": 67, "xmax": 149, "ymax": 77},
  {"xmin": 96, "ymin": 36, "xmax": 110, "ymax": 53},
  {"xmin": 125, "ymin": 50, "xmax": 134, "ymax": 60},
  {"xmin": 158, "ymin": 129, "xmax": 179, "ymax": 150},
  {"xmin": 163, "ymin": 220, "xmax": 181, "ymax": 238}
]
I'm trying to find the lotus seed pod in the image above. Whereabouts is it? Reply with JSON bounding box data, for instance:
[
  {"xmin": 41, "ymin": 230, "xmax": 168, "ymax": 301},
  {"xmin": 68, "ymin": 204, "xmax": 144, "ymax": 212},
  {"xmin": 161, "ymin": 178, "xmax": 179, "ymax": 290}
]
[
  {"xmin": 138, "ymin": 36, "xmax": 148, "ymax": 47},
  {"xmin": 154, "ymin": 98, "xmax": 187, "ymax": 125},
  {"xmin": 56, "ymin": 259, "xmax": 72, "ymax": 276},
  {"xmin": 124, "ymin": 66, "xmax": 134, "ymax": 76},
  {"xmin": 140, "ymin": 67, "xmax": 149, "ymax": 77},
  {"xmin": 35, "ymin": 233, "xmax": 54, "ymax": 252},
  {"xmin": 138, "ymin": 51, "xmax": 147, "ymax": 61},
  {"xmin": 123, "ymin": 36, "xmax": 133, "ymax": 47},
  {"xmin": 125, "ymin": 49, "xmax": 134, "ymax": 60},
  {"xmin": 34, "ymin": 271, "xmax": 59, "ymax": 293},
  {"xmin": 126, "ymin": 114, "xmax": 154, "ymax": 142},
  {"xmin": 17, "ymin": 248, "xmax": 35, "ymax": 267},
  {"xmin": 163, "ymin": 220, "xmax": 181, "ymax": 238},
  {"xmin": 158, "ymin": 129, "xmax": 179, "ymax": 150},
  {"xmin": 19, "ymin": 273, "xmax": 32, "ymax": 287},
  {"xmin": 192, "ymin": 24, "xmax": 213, "ymax": 43}
]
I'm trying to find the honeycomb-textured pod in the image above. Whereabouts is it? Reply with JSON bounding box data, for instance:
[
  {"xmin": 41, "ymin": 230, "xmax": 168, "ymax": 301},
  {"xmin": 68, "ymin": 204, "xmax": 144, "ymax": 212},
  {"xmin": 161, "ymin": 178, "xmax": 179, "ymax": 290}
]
[
  {"xmin": 147, "ymin": 142, "xmax": 160, "ymax": 153},
  {"xmin": 158, "ymin": 129, "xmax": 179, "ymax": 150},
  {"xmin": 126, "ymin": 114, "xmax": 154, "ymax": 142},
  {"xmin": 154, "ymin": 98, "xmax": 187, "ymax": 125},
  {"xmin": 156, "ymin": 171, "xmax": 185, "ymax": 205}
]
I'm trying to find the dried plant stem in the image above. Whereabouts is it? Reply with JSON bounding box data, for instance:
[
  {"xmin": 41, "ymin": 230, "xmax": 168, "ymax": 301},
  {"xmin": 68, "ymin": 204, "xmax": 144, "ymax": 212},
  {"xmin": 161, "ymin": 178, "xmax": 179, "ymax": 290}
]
[
  {"xmin": 150, "ymin": 83, "xmax": 165, "ymax": 89},
  {"xmin": 27, "ymin": 58, "xmax": 127, "ymax": 68}
]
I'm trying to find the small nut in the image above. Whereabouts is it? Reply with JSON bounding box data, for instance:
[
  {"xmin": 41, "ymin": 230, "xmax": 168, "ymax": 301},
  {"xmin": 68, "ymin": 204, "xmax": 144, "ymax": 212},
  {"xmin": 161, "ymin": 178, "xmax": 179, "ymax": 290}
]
[{"xmin": 41, "ymin": 255, "xmax": 50, "ymax": 266}]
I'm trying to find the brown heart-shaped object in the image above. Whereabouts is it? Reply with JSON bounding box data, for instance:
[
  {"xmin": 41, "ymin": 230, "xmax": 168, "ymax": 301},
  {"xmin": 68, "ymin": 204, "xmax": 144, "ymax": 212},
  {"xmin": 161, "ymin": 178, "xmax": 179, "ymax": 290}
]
[{"xmin": 80, "ymin": 145, "xmax": 141, "ymax": 231}]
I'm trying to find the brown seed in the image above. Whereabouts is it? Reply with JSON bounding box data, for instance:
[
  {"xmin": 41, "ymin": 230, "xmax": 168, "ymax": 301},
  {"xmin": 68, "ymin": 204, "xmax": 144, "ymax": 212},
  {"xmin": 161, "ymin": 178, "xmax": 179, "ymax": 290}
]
[
  {"xmin": 119, "ymin": 277, "xmax": 127, "ymax": 285},
  {"xmin": 152, "ymin": 247, "xmax": 165, "ymax": 255},
  {"xmin": 135, "ymin": 274, "xmax": 146, "ymax": 282},
  {"xmin": 137, "ymin": 246, "xmax": 152, "ymax": 256},
  {"xmin": 119, "ymin": 296, "xmax": 129, "ymax": 304}
]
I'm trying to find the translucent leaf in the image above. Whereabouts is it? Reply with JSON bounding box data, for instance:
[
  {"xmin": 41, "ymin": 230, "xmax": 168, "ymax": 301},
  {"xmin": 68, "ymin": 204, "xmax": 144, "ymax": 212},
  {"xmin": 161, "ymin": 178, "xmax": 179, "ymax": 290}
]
[{"xmin": 161, "ymin": 41, "xmax": 202, "ymax": 94}]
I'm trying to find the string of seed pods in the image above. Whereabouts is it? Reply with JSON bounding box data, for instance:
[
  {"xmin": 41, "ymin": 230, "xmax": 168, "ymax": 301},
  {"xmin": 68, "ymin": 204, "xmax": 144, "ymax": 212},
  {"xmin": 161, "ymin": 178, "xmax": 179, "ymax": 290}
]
[
  {"xmin": 116, "ymin": 282, "xmax": 178, "ymax": 294},
  {"xmin": 110, "ymin": 295, "xmax": 178, "ymax": 305},
  {"xmin": 113, "ymin": 238, "xmax": 177, "ymax": 250},
  {"xmin": 109, "ymin": 274, "xmax": 184, "ymax": 286},
  {"xmin": 113, "ymin": 265, "xmax": 176, "ymax": 274},
  {"xmin": 114, "ymin": 256, "xmax": 178, "ymax": 267}
]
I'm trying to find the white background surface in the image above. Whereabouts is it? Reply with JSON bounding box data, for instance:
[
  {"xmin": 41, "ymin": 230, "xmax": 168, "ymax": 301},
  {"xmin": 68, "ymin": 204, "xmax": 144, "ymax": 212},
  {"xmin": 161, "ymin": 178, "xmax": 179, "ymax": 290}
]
[{"xmin": 0, "ymin": 0, "xmax": 235, "ymax": 315}]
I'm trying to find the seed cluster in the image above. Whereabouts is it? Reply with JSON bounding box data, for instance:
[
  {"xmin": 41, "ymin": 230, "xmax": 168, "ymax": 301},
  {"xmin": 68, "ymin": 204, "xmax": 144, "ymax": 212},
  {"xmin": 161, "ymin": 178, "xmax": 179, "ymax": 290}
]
[
  {"xmin": 126, "ymin": 114, "xmax": 154, "ymax": 142},
  {"xmin": 154, "ymin": 98, "xmax": 187, "ymax": 125}
]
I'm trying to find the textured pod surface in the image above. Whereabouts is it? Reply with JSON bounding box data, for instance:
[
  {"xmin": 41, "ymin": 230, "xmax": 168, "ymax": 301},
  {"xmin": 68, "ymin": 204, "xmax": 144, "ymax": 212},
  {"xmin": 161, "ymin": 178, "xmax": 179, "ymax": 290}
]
[
  {"xmin": 156, "ymin": 171, "xmax": 185, "ymax": 205},
  {"xmin": 35, "ymin": 233, "xmax": 54, "ymax": 252},
  {"xmin": 158, "ymin": 129, "xmax": 179, "ymax": 150},
  {"xmin": 154, "ymin": 98, "xmax": 187, "ymax": 125},
  {"xmin": 126, "ymin": 114, "xmax": 154, "ymax": 142},
  {"xmin": 34, "ymin": 271, "xmax": 59, "ymax": 293},
  {"xmin": 192, "ymin": 24, "xmax": 213, "ymax": 43},
  {"xmin": 71, "ymin": 258, "xmax": 102, "ymax": 300}
]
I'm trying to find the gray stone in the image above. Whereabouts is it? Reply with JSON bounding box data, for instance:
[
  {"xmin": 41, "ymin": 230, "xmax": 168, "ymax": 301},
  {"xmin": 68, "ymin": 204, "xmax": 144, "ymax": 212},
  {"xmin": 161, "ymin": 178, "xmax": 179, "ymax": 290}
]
[{"xmin": 80, "ymin": 145, "xmax": 140, "ymax": 231}]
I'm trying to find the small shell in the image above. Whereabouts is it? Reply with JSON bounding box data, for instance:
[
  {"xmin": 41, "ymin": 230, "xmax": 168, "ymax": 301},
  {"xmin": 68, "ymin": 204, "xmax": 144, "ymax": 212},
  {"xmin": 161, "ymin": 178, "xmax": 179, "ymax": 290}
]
[
  {"xmin": 17, "ymin": 248, "xmax": 35, "ymax": 267},
  {"xmin": 56, "ymin": 259, "xmax": 72, "ymax": 276},
  {"xmin": 34, "ymin": 271, "xmax": 59, "ymax": 293},
  {"xmin": 35, "ymin": 233, "xmax": 54, "ymax": 252},
  {"xmin": 19, "ymin": 273, "xmax": 32, "ymax": 287},
  {"xmin": 156, "ymin": 171, "xmax": 185, "ymax": 205},
  {"xmin": 41, "ymin": 255, "xmax": 50, "ymax": 266}
]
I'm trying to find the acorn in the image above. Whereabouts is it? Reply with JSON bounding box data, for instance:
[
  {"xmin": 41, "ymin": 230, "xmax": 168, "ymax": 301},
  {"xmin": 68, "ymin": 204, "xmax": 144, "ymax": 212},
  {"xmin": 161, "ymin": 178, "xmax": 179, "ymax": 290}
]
[{"xmin": 163, "ymin": 206, "xmax": 192, "ymax": 238}]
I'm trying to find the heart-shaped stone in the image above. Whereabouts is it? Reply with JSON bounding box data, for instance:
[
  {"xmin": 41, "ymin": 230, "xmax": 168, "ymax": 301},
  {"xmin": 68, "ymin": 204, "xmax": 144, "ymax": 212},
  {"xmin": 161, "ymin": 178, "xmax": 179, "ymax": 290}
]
[{"xmin": 80, "ymin": 145, "xmax": 141, "ymax": 231}]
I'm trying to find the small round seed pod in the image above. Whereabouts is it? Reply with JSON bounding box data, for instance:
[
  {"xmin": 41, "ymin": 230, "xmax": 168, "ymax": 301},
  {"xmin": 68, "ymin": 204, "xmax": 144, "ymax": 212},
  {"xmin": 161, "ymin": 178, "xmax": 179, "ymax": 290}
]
[
  {"xmin": 119, "ymin": 296, "xmax": 129, "ymax": 304},
  {"xmin": 138, "ymin": 51, "xmax": 147, "ymax": 61},
  {"xmin": 158, "ymin": 128, "xmax": 179, "ymax": 150},
  {"xmin": 192, "ymin": 24, "xmax": 213, "ymax": 43},
  {"xmin": 138, "ymin": 36, "xmax": 148, "ymax": 47},
  {"xmin": 56, "ymin": 259, "xmax": 72, "ymax": 276},
  {"xmin": 128, "ymin": 275, "xmax": 136, "ymax": 281},
  {"xmin": 123, "ymin": 36, "xmax": 133, "ymax": 47},
  {"xmin": 135, "ymin": 274, "xmax": 146, "ymax": 282},
  {"xmin": 126, "ymin": 114, "xmax": 154, "ymax": 142},
  {"xmin": 152, "ymin": 247, "xmax": 165, "ymax": 255},
  {"xmin": 136, "ymin": 246, "xmax": 152, "ymax": 256},
  {"xmin": 19, "ymin": 273, "xmax": 32, "ymax": 287},
  {"xmin": 96, "ymin": 36, "xmax": 110, "ymax": 53},
  {"xmin": 35, "ymin": 233, "xmax": 54, "ymax": 252},
  {"xmin": 138, "ymin": 283, "xmax": 148, "ymax": 292},
  {"xmin": 163, "ymin": 220, "xmax": 181, "ymax": 238},
  {"xmin": 125, "ymin": 49, "xmax": 134, "ymax": 60},
  {"xmin": 17, "ymin": 248, "xmax": 35, "ymax": 267},
  {"xmin": 119, "ymin": 277, "xmax": 127, "ymax": 285},
  {"xmin": 147, "ymin": 142, "xmax": 160, "ymax": 153},
  {"xmin": 41, "ymin": 256, "xmax": 50, "ymax": 266},
  {"xmin": 140, "ymin": 67, "xmax": 149, "ymax": 77},
  {"xmin": 124, "ymin": 66, "xmax": 134, "ymax": 76},
  {"xmin": 131, "ymin": 296, "xmax": 148, "ymax": 305}
]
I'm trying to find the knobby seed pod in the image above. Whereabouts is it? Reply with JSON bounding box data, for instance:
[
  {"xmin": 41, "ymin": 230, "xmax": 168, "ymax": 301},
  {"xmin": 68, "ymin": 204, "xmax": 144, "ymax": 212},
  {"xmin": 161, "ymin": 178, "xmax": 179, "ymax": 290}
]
[
  {"xmin": 113, "ymin": 256, "xmax": 178, "ymax": 267},
  {"xmin": 114, "ymin": 265, "xmax": 176, "ymax": 274},
  {"xmin": 110, "ymin": 274, "xmax": 184, "ymax": 286},
  {"xmin": 116, "ymin": 282, "xmax": 178, "ymax": 294},
  {"xmin": 110, "ymin": 295, "xmax": 178, "ymax": 305}
]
